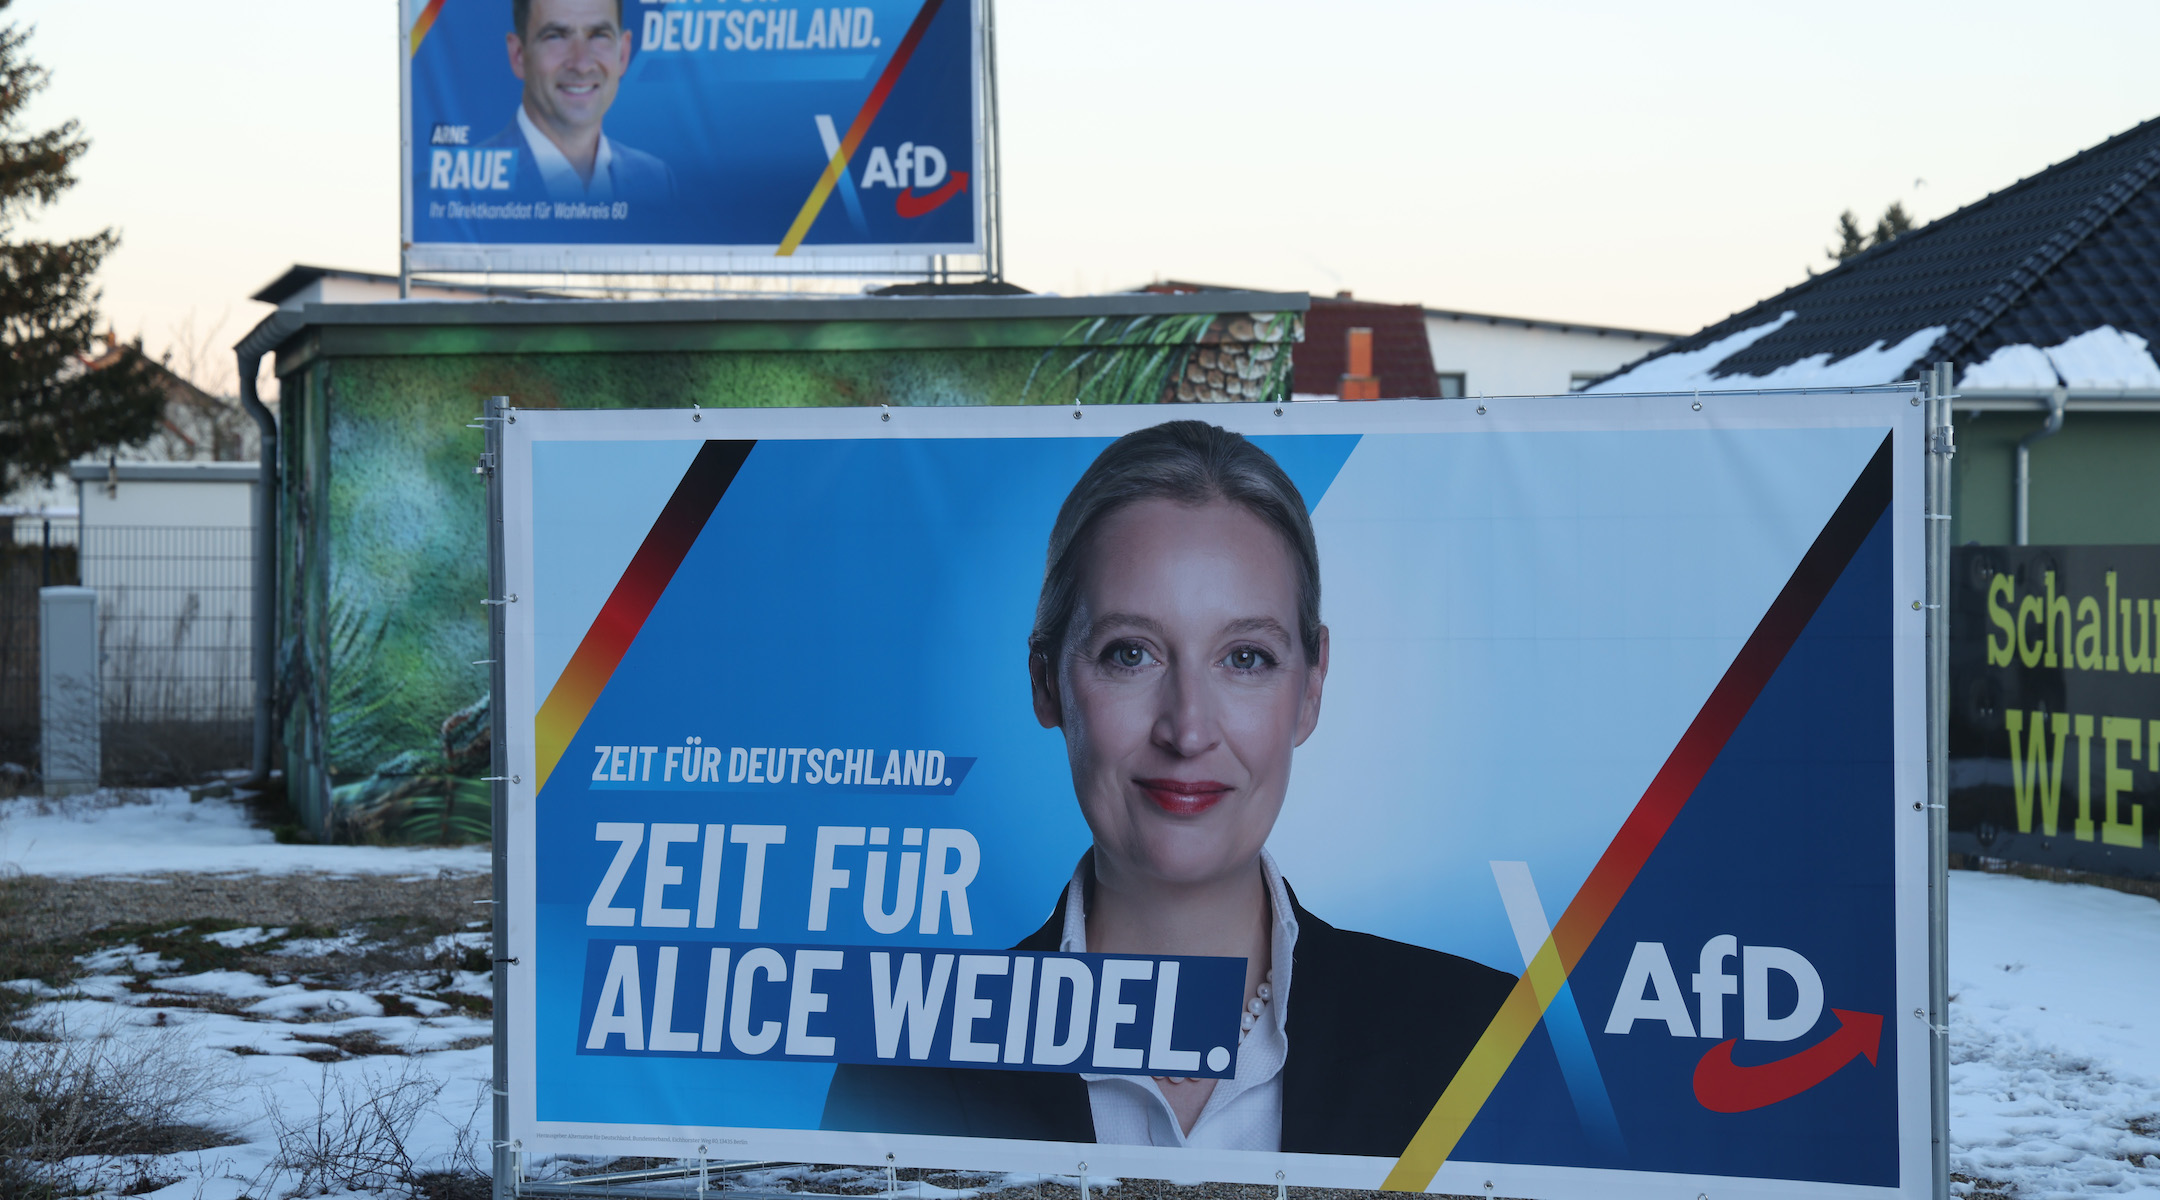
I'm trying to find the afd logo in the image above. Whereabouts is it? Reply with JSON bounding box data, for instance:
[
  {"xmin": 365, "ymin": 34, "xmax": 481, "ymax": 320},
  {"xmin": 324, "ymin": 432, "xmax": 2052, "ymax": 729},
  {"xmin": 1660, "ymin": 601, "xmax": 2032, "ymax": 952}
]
[
  {"xmin": 859, "ymin": 141, "xmax": 967, "ymax": 218},
  {"xmin": 813, "ymin": 116, "xmax": 970, "ymax": 226},
  {"xmin": 1605, "ymin": 937, "xmax": 1883, "ymax": 1113}
]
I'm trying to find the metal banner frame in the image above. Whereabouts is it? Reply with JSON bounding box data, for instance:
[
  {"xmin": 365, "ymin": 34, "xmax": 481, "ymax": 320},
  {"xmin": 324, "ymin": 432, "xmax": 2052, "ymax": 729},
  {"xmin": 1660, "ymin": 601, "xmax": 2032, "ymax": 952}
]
[
  {"xmin": 483, "ymin": 387, "xmax": 1951, "ymax": 1200},
  {"xmin": 1923, "ymin": 364, "xmax": 1954, "ymax": 1200}
]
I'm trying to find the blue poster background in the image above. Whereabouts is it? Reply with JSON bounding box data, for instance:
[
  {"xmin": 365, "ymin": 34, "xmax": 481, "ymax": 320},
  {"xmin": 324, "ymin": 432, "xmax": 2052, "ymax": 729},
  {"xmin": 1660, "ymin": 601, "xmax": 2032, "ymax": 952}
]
[{"xmin": 408, "ymin": 0, "xmax": 978, "ymax": 250}]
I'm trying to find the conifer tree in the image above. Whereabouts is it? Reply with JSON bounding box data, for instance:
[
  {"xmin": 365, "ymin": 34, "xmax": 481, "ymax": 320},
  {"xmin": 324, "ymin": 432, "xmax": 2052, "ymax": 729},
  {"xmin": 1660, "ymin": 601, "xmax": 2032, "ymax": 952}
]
[
  {"xmin": 1827, "ymin": 210, "xmax": 1869, "ymax": 263},
  {"xmin": 1871, "ymin": 200, "xmax": 1914, "ymax": 248},
  {"xmin": 0, "ymin": 4, "xmax": 162, "ymax": 495},
  {"xmin": 1823, "ymin": 201, "xmax": 1919, "ymax": 269}
]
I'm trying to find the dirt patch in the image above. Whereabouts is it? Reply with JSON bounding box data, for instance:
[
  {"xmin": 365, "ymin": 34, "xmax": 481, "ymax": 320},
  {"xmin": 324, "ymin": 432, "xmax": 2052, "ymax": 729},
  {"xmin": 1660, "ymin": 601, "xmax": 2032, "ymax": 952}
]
[
  {"xmin": 0, "ymin": 869, "xmax": 490, "ymax": 943},
  {"xmin": 292, "ymin": 1029, "xmax": 412, "ymax": 1059},
  {"xmin": 0, "ymin": 869, "xmax": 491, "ymax": 1030},
  {"xmin": 1949, "ymin": 1171, "xmax": 2015, "ymax": 1200},
  {"xmin": 413, "ymin": 1170, "xmax": 495, "ymax": 1200}
]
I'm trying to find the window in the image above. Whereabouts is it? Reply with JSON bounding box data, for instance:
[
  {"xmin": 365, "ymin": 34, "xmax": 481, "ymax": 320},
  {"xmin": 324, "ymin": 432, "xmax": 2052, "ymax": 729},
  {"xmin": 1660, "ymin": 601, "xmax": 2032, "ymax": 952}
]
[{"xmin": 1436, "ymin": 373, "xmax": 1466, "ymax": 399}]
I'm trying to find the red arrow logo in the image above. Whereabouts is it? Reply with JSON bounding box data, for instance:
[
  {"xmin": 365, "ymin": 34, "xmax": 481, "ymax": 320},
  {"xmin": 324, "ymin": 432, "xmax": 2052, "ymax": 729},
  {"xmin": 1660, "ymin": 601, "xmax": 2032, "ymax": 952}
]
[
  {"xmin": 895, "ymin": 170, "xmax": 969, "ymax": 219},
  {"xmin": 1691, "ymin": 1008, "xmax": 1883, "ymax": 1113}
]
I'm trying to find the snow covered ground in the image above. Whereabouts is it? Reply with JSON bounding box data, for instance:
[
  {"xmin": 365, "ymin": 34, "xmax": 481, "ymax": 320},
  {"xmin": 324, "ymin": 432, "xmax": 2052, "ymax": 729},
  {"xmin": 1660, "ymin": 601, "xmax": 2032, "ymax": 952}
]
[
  {"xmin": 3, "ymin": 790, "xmax": 2157, "ymax": 1198},
  {"xmin": 1948, "ymin": 872, "xmax": 2160, "ymax": 1196},
  {"xmin": 0, "ymin": 788, "xmax": 490, "ymax": 877}
]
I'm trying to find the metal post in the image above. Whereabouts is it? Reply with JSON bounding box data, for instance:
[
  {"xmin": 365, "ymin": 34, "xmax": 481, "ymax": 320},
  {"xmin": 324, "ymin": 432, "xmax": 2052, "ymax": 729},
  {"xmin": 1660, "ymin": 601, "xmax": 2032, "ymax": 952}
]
[
  {"xmin": 1924, "ymin": 362, "xmax": 1955, "ymax": 1200},
  {"xmin": 40, "ymin": 518, "xmax": 50, "ymax": 588},
  {"xmin": 234, "ymin": 344, "xmax": 280, "ymax": 786},
  {"xmin": 486, "ymin": 396, "xmax": 513, "ymax": 1200},
  {"xmin": 2012, "ymin": 385, "xmax": 2064, "ymax": 546},
  {"xmin": 981, "ymin": 0, "xmax": 1003, "ymax": 283},
  {"xmin": 398, "ymin": 2, "xmax": 414, "ymax": 301}
]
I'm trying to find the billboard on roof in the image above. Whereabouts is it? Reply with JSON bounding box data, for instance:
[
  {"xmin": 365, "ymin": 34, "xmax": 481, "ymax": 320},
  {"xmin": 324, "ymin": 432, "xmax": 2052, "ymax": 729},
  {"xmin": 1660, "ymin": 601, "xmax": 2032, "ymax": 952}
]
[
  {"xmin": 497, "ymin": 395, "xmax": 1931, "ymax": 1198},
  {"xmin": 401, "ymin": 0, "xmax": 982, "ymax": 273}
]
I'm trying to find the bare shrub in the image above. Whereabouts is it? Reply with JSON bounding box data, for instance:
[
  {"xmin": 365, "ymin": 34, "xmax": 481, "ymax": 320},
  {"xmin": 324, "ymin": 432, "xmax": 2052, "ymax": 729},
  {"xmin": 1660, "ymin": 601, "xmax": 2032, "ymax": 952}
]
[
  {"xmin": 264, "ymin": 1060, "xmax": 487, "ymax": 1198},
  {"xmin": 0, "ymin": 1015, "xmax": 234, "ymax": 1200}
]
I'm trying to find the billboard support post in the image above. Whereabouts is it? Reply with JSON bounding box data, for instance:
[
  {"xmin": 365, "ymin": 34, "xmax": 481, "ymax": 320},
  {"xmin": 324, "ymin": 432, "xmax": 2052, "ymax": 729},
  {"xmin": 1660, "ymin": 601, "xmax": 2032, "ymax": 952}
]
[
  {"xmin": 1924, "ymin": 362, "xmax": 1955, "ymax": 1200},
  {"xmin": 983, "ymin": 0, "xmax": 1003, "ymax": 283},
  {"xmin": 486, "ymin": 395, "xmax": 513, "ymax": 1200},
  {"xmin": 397, "ymin": 1, "xmax": 411, "ymax": 301}
]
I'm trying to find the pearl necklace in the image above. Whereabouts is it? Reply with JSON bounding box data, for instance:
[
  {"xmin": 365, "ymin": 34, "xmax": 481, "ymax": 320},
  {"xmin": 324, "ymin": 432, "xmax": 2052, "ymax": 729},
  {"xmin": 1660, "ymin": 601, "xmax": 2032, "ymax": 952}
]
[{"xmin": 1155, "ymin": 969, "xmax": 1273, "ymax": 1088}]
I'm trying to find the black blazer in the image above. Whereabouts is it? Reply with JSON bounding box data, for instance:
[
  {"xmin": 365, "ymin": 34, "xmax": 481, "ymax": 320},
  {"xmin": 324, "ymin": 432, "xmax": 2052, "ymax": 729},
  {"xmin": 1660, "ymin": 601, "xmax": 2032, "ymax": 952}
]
[{"xmin": 821, "ymin": 881, "xmax": 1515, "ymax": 1157}]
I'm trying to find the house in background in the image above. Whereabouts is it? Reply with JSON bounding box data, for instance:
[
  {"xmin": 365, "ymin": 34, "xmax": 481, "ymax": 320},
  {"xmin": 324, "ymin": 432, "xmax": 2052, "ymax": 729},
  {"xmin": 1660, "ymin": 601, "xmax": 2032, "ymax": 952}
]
[
  {"xmin": 87, "ymin": 332, "xmax": 259, "ymax": 465},
  {"xmin": 1291, "ymin": 293, "xmax": 1439, "ymax": 399},
  {"xmin": 1590, "ymin": 114, "xmax": 2160, "ymax": 546},
  {"xmin": 1143, "ymin": 282, "xmax": 1674, "ymax": 398},
  {"xmin": 1, "ymin": 333, "xmax": 259, "ymax": 513},
  {"xmin": 1, "ymin": 338, "xmax": 265, "ymax": 780},
  {"xmin": 1421, "ymin": 303, "xmax": 1673, "ymax": 396}
]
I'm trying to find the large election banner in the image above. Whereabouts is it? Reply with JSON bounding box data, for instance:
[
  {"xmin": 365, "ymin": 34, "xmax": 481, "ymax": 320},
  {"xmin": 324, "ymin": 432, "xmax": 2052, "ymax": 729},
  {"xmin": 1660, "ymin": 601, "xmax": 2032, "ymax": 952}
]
[
  {"xmin": 1949, "ymin": 545, "xmax": 2160, "ymax": 881},
  {"xmin": 498, "ymin": 394, "xmax": 1930, "ymax": 1199},
  {"xmin": 403, "ymin": 0, "xmax": 980, "ymax": 270}
]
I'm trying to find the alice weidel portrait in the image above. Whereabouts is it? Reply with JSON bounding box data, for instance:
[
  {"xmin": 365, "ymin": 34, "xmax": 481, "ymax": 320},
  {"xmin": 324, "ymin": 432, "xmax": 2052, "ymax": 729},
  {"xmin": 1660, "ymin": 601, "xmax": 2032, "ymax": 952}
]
[{"xmin": 822, "ymin": 420, "xmax": 1515, "ymax": 1156}]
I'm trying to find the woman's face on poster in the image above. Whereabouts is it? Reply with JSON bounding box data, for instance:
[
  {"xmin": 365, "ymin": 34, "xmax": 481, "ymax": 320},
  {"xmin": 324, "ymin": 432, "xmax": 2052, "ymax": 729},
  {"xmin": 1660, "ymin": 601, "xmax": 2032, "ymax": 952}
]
[{"xmin": 1034, "ymin": 497, "xmax": 1327, "ymax": 889}]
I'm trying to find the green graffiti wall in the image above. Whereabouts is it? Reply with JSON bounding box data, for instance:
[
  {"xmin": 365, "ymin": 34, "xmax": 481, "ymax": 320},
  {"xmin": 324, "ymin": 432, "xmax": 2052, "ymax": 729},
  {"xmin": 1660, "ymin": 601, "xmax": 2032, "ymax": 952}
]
[{"xmin": 266, "ymin": 295, "xmax": 1305, "ymax": 842}]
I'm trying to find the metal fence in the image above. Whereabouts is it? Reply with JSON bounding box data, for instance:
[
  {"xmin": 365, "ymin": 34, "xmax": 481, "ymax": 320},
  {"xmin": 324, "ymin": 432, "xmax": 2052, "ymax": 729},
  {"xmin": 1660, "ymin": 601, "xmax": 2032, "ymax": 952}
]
[{"xmin": 0, "ymin": 515, "xmax": 253, "ymax": 784}]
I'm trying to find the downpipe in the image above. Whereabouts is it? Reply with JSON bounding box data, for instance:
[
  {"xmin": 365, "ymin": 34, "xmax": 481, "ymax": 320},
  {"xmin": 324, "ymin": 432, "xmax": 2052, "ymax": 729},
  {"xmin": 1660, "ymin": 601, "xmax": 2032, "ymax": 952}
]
[
  {"xmin": 236, "ymin": 348, "xmax": 278, "ymax": 785},
  {"xmin": 2013, "ymin": 385, "xmax": 2066, "ymax": 545}
]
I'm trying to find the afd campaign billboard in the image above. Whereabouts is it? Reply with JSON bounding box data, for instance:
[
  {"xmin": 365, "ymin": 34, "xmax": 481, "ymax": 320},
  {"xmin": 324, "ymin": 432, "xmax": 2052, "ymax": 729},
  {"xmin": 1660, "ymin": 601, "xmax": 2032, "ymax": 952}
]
[
  {"xmin": 402, "ymin": 0, "xmax": 981, "ymax": 271},
  {"xmin": 497, "ymin": 394, "xmax": 1930, "ymax": 1199},
  {"xmin": 1949, "ymin": 545, "xmax": 2160, "ymax": 881}
]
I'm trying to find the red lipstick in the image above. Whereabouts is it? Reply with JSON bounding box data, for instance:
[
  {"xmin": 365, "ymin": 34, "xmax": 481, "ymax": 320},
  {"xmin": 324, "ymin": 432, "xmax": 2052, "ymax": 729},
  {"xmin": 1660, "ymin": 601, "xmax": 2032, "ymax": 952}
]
[{"xmin": 1136, "ymin": 778, "xmax": 1232, "ymax": 815}]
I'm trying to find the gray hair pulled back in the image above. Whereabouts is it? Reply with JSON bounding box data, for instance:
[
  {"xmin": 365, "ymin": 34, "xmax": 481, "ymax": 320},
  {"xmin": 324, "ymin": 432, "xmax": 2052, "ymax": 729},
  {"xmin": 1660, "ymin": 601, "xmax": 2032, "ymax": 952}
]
[{"xmin": 1031, "ymin": 420, "xmax": 1322, "ymax": 663}]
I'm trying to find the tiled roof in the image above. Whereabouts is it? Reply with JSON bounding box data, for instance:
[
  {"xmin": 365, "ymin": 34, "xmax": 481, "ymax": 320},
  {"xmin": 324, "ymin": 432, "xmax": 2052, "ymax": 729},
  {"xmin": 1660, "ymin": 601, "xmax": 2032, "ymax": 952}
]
[
  {"xmin": 1291, "ymin": 296, "xmax": 1440, "ymax": 398},
  {"xmin": 1606, "ymin": 115, "xmax": 2160, "ymax": 387}
]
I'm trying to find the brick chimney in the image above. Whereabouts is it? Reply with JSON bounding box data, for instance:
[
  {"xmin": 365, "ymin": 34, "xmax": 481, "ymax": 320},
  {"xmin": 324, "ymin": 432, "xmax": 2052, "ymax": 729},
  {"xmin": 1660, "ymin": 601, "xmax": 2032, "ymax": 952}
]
[{"xmin": 1339, "ymin": 327, "xmax": 1380, "ymax": 400}]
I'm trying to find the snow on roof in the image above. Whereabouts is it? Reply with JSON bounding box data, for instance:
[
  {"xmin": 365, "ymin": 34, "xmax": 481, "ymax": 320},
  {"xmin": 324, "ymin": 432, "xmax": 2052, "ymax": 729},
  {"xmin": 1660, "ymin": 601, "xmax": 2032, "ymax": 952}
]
[
  {"xmin": 1588, "ymin": 316, "xmax": 1943, "ymax": 393},
  {"xmin": 1597, "ymin": 115, "xmax": 2160, "ymax": 392},
  {"xmin": 1583, "ymin": 312, "xmax": 1796, "ymax": 392},
  {"xmin": 1963, "ymin": 326, "xmax": 2160, "ymax": 389}
]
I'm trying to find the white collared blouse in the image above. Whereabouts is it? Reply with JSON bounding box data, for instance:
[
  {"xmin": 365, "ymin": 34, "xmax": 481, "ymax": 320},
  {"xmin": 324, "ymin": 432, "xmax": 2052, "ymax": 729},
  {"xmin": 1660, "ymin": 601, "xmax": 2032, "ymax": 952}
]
[{"xmin": 1057, "ymin": 849, "xmax": 1299, "ymax": 1150}]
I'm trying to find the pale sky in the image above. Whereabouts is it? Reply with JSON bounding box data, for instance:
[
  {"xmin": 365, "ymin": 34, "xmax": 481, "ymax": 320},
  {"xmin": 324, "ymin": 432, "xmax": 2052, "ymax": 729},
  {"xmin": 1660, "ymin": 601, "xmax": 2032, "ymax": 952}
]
[{"xmin": 17, "ymin": 1, "xmax": 2160, "ymax": 395}]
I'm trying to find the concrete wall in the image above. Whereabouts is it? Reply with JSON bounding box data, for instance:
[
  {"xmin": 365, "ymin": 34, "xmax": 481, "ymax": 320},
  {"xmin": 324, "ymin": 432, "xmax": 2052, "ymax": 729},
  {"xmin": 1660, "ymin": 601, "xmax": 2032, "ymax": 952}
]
[{"xmin": 1423, "ymin": 313, "xmax": 1670, "ymax": 397}]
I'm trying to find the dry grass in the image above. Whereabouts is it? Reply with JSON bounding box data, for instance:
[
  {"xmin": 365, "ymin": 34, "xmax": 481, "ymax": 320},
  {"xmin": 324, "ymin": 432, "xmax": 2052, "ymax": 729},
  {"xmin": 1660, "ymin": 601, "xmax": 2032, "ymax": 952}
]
[{"xmin": 0, "ymin": 1014, "xmax": 237, "ymax": 1200}]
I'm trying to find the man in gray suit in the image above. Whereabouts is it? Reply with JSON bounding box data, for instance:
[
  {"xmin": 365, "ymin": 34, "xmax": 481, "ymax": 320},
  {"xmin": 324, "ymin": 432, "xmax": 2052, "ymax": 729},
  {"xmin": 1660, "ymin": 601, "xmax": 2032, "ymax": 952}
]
[{"xmin": 485, "ymin": 0, "xmax": 675, "ymax": 203}]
